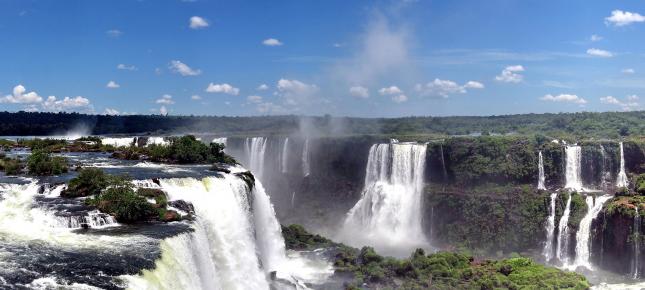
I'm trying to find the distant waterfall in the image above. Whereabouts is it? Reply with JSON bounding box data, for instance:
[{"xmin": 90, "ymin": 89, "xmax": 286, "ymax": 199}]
[
  {"xmin": 600, "ymin": 145, "xmax": 611, "ymax": 188},
  {"xmin": 574, "ymin": 194, "xmax": 612, "ymax": 269},
  {"xmin": 556, "ymin": 193, "xmax": 572, "ymax": 264},
  {"xmin": 617, "ymin": 142, "xmax": 629, "ymax": 188},
  {"xmin": 341, "ymin": 143, "xmax": 428, "ymax": 256},
  {"xmin": 543, "ymin": 193, "xmax": 558, "ymax": 261},
  {"xmin": 565, "ymin": 145, "xmax": 584, "ymax": 191},
  {"xmin": 245, "ymin": 137, "xmax": 267, "ymax": 179},
  {"xmin": 538, "ymin": 151, "xmax": 546, "ymax": 190},
  {"xmin": 633, "ymin": 207, "xmax": 641, "ymax": 279},
  {"xmin": 281, "ymin": 138, "xmax": 289, "ymax": 173},
  {"xmin": 302, "ymin": 139, "xmax": 310, "ymax": 177},
  {"xmin": 439, "ymin": 143, "xmax": 448, "ymax": 182},
  {"xmin": 101, "ymin": 137, "xmax": 135, "ymax": 147}
]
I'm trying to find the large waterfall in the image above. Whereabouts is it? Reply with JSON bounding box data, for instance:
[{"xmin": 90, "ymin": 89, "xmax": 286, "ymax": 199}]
[
  {"xmin": 340, "ymin": 143, "xmax": 428, "ymax": 256},
  {"xmin": 281, "ymin": 137, "xmax": 289, "ymax": 173},
  {"xmin": 543, "ymin": 193, "xmax": 558, "ymax": 261},
  {"xmin": 573, "ymin": 194, "xmax": 613, "ymax": 269},
  {"xmin": 565, "ymin": 145, "xmax": 584, "ymax": 191},
  {"xmin": 538, "ymin": 151, "xmax": 546, "ymax": 190},
  {"xmin": 556, "ymin": 193, "xmax": 572, "ymax": 264},
  {"xmin": 302, "ymin": 139, "xmax": 310, "ymax": 177},
  {"xmin": 245, "ymin": 137, "xmax": 267, "ymax": 179},
  {"xmin": 617, "ymin": 142, "xmax": 629, "ymax": 188}
]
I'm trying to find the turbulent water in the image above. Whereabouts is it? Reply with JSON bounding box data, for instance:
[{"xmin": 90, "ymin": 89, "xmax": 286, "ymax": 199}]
[
  {"xmin": 245, "ymin": 137, "xmax": 268, "ymax": 179},
  {"xmin": 543, "ymin": 193, "xmax": 558, "ymax": 261},
  {"xmin": 538, "ymin": 151, "xmax": 546, "ymax": 190},
  {"xmin": 573, "ymin": 195, "xmax": 613, "ymax": 270},
  {"xmin": 565, "ymin": 145, "xmax": 584, "ymax": 191},
  {"xmin": 341, "ymin": 143, "xmax": 428, "ymax": 256},
  {"xmin": 617, "ymin": 142, "xmax": 629, "ymax": 188},
  {"xmin": 557, "ymin": 193, "xmax": 573, "ymax": 264}
]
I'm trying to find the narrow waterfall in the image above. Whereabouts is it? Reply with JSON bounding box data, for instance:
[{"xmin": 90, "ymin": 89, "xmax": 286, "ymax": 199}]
[
  {"xmin": 617, "ymin": 142, "xmax": 629, "ymax": 188},
  {"xmin": 600, "ymin": 145, "xmax": 611, "ymax": 188},
  {"xmin": 633, "ymin": 207, "xmax": 641, "ymax": 279},
  {"xmin": 565, "ymin": 145, "xmax": 584, "ymax": 191},
  {"xmin": 251, "ymin": 181, "xmax": 287, "ymax": 272},
  {"xmin": 556, "ymin": 193, "xmax": 572, "ymax": 264},
  {"xmin": 574, "ymin": 194, "xmax": 613, "ymax": 269},
  {"xmin": 439, "ymin": 143, "xmax": 448, "ymax": 182},
  {"xmin": 245, "ymin": 137, "xmax": 267, "ymax": 179},
  {"xmin": 543, "ymin": 193, "xmax": 558, "ymax": 261},
  {"xmin": 281, "ymin": 137, "xmax": 289, "ymax": 173},
  {"xmin": 538, "ymin": 151, "xmax": 546, "ymax": 190},
  {"xmin": 302, "ymin": 139, "xmax": 310, "ymax": 177},
  {"xmin": 341, "ymin": 143, "xmax": 428, "ymax": 256}
]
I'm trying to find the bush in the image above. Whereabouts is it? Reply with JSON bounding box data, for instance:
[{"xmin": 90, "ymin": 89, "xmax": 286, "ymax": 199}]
[
  {"xmin": 26, "ymin": 149, "xmax": 68, "ymax": 176},
  {"xmin": 62, "ymin": 168, "xmax": 112, "ymax": 197},
  {"xmin": 0, "ymin": 157, "xmax": 22, "ymax": 175},
  {"xmin": 87, "ymin": 184, "xmax": 157, "ymax": 223}
]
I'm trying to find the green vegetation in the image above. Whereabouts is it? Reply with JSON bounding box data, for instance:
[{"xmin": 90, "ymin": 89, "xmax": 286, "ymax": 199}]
[
  {"xmin": 26, "ymin": 149, "xmax": 68, "ymax": 176},
  {"xmin": 62, "ymin": 168, "xmax": 112, "ymax": 198},
  {"xmin": 17, "ymin": 138, "xmax": 68, "ymax": 151},
  {"xmin": 112, "ymin": 135, "xmax": 237, "ymax": 165},
  {"xmin": 636, "ymin": 174, "xmax": 645, "ymax": 195},
  {"xmin": 282, "ymin": 224, "xmax": 590, "ymax": 290},
  {"xmin": 0, "ymin": 156, "xmax": 22, "ymax": 175},
  {"xmin": 86, "ymin": 181, "xmax": 158, "ymax": 223}
]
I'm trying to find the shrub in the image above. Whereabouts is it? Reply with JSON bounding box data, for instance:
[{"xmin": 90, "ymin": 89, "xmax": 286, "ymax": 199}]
[
  {"xmin": 0, "ymin": 157, "xmax": 22, "ymax": 175},
  {"xmin": 87, "ymin": 185, "xmax": 157, "ymax": 223},
  {"xmin": 62, "ymin": 168, "xmax": 112, "ymax": 197},
  {"xmin": 26, "ymin": 149, "xmax": 68, "ymax": 176}
]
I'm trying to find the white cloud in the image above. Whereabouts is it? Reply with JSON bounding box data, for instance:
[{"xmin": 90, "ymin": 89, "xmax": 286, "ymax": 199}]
[
  {"xmin": 117, "ymin": 64, "xmax": 137, "ymax": 71},
  {"xmin": 586, "ymin": 48, "xmax": 613, "ymax": 57},
  {"xmin": 191, "ymin": 95, "xmax": 202, "ymax": 100},
  {"xmin": 378, "ymin": 86, "xmax": 403, "ymax": 95},
  {"xmin": 106, "ymin": 29, "xmax": 123, "ymax": 38},
  {"xmin": 622, "ymin": 68, "xmax": 635, "ymax": 74},
  {"xmin": 391, "ymin": 94, "xmax": 408, "ymax": 103},
  {"xmin": 540, "ymin": 94, "xmax": 587, "ymax": 104},
  {"xmin": 42, "ymin": 96, "xmax": 92, "ymax": 112},
  {"xmin": 205, "ymin": 83, "xmax": 240, "ymax": 95},
  {"xmin": 0, "ymin": 85, "xmax": 43, "ymax": 104},
  {"xmin": 247, "ymin": 95, "xmax": 263, "ymax": 103},
  {"xmin": 627, "ymin": 95, "xmax": 639, "ymax": 101},
  {"xmin": 349, "ymin": 86, "xmax": 369, "ymax": 98},
  {"xmin": 601, "ymin": 95, "xmax": 641, "ymax": 111},
  {"xmin": 415, "ymin": 79, "xmax": 484, "ymax": 97},
  {"xmin": 256, "ymin": 102, "xmax": 286, "ymax": 114},
  {"xmin": 159, "ymin": 105, "xmax": 168, "ymax": 115},
  {"xmin": 276, "ymin": 79, "xmax": 319, "ymax": 106},
  {"xmin": 106, "ymin": 81, "xmax": 120, "ymax": 89},
  {"xmin": 189, "ymin": 16, "xmax": 209, "ymax": 29},
  {"xmin": 104, "ymin": 108, "xmax": 120, "ymax": 115},
  {"xmin": 262, "ymin": 38, "xmax": 283, "ymax": 46},
  {"xmin": 590, "ymin": 34, "xmax": 603, "ymax": 42},
  {"xmin": 156, "ymin": 94, "xmax": 175, "ymax": 105},
  {"xmin": 605, "ymin": 10, "xmax": 645, "ymax": 27},
  {"xmin": 257, "ymin": 84, "xmax": 269, "ymax": 91},
  {"xmin": 169, "ymin": 60, "xmax": 201, "ymax": 76},
  {"xmin": 600, "ymin": 96, "xmax": 620, "ymax": 104},
  {"xmin": 495, "ymin": 65, "xmax": 525, "ymax": 83}
]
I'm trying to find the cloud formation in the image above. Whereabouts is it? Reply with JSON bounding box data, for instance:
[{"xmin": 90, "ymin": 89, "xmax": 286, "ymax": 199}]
[
  {"xmin": 622, "ymin": 68, "xmax": 635, "ymax": 74},
  {"xmin": 189, "ymin": 16, "xmax": 209, "ymax": 29},
  {"xmin": 156, "ymin": 94, "xmax": 175, "ymax": 105},
  {"xmin": 191, "ymin": 95, "xmax": 202, "ymax": 100},
  {"xmin": 117, "ymin": 64, "xmax": 137, "ymax": 71},
  {"xmin": 169, "ymin": 60, "xmax": 202, "ymax": 76},
  {"xmin": 540, "ymin": 94, "xmax": 587, "ymax": 104},
  {"xmin": 349, "ymin": 86, "xmax": 369, "ymax": 98},
  {"xmin": 262, "ymin": 38, "xmax": 283, "ymax": 46},
  {"xmin": 0, "ymin": 85, "xmax": 43, "ymax": 103},
  {"xmin": 106, "ymin": 81, "xmax": 120, "ymax": 89},
  {"xmin": 257, "ymin": 84, "xmax": 269, "ymax": 91},
  {"xmin": 106, "ymin": 29, "xmax": 123, "ymax": 38},
  {"xmin": 600, "ymin": 95, "xmax": 641, "ymax": 111},
  {"xmin": 415, "ymin": 79, "xmax": 484, "ymax": 97},
  {"xmin": 586, "ymin": 48, "xmax": 613, "ymax": 57},
  {"xmin": 42, "ymin": 96, "xmax": 92, "ymax": 112},
  {"xmin": 605, "ymin": 10, "xmax": 645, "ymax": 26},
  {"xmin": 378, "ymin": 85, "xmax": 407, "ymax": 103},
  {"xmin": 590, "ymin": 34, "xmax": 603, "ymax": 42},
  {"xmin": 205, "ymin": 83, "xmax": 240, "ymax": 95},
  {"xmin": 495, "ymin": 65, "xmax": 524, "ymax": 83}
]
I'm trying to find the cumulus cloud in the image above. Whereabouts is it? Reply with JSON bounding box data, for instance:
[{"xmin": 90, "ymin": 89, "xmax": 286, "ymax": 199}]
[
  {"xmin": 189, "ymin": 16, "xmax": 209, "ymax": 29},
  {"xmin": 191, "ymin": 95, "xmax": 202, "ymax": 100},
  {"xmin": 349, "ymin": 86, "xmax": 369, "ymax": 98},
  {"xmin": 104, "ymin": 108, "xmax": 120, "ymax": 115},
  {"xmin": 276, "ymin": 79, "xmax": 319, "ymax": 106},
  {"xmin": 378, "ymin": 86, "xmax": 407, "ymax": 103},
  {"xmin": 262, "ymin": 38, "xmax": 283, "ymax": 46},
  {"xmin": 106, "ymin": 29, "xmax": 123, "ymax": 38},
  {"xmin": 601, "ymin": 95, "xmax": 641, "ymax": 111},
  {"xmin": 605, "ymin": 10, "xmax": 645, "ymax": 26},
  {"xmin": 257, "ymin": 84, "xmax": 269, "ymax": 91},
  {"xmin": 495, "ymin": 65, "xmax": 525, "ymax": 83},
  {"xmin": 0, "ymin": 85, "xmax": 43, "ymax": 103},
  {"xmin": 540, "ymin": 94, "xmax": 587, "ymax": 104},
  {"xmin": 247, "ymin": 95, "xmax": 263, "ymax": 103},
  {"xmin": 117, "ymin": 64, "xmax": 137, "ymax": 71},
  {"xmin": 205, "ymin": 83, "xmax": 240, "ymax": 95},
  {"xmin": 42, "ymin": 96, "xmax": 92, "ymax": 112},
  {"xmin": 391, "ymin": 94, "xmax": 408, "ymax": 103},
  {"xmin": 106, "ymin": 81, "xmax": 120, "ymax": 89},
  {"xmin": 156, "ymin": 94, "xmax": 175, "ymax": 105},
  {"xmin": 590, "ymin": 34, "xmax": 603, "ymax": 42},
  {"xmin": 169, "ymin": 60, "xmax": 202, "ymax": 76},
  {"xmin": 415, "ymin": 79, "xmax": 484, "ymax": 98},
  {"xmin": 587, "ymin": 48, "xmax": 613, "ymax": 57},
  {"xmin": 600, "ymin": 96, "xmax": 620, "ymax": 104},
  {"xmin": 622, "ymin": 68, "xmax": 635, "ymax": 74}
]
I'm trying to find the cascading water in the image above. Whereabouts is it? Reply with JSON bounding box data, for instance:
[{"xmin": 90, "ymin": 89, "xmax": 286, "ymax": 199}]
[
  {"xmin": 617, "ymin": 142, "xmax": 629, "ymax": 188},
  {"xmin": 600, "ymin": 145, "xmax": 611, "ymax": 188},
  {"xmin": 281, "ymin": 137, "xmax": 289, "ymax": 173},
  {"xmin": 55, "ymin": 210, "xmax": 118, "ymax": 229},
  {"xmin": 101, "ymin": 137, "xmax": 135, "ymax": 147},
  {"xmin": 439, "ymin": 143, "xmax": 448, "ymax": 182},
  {"xmin": 633, "ymin": 207, "xmax": 641, "ymax": 279},
  {"xmin": 565, "ymin": 145, "xmax": 584, "ymax": 191},
  {"xmin": 556, "ymin": 193, "xmax": 572, "ymax": 264},
  {"xmin": 302, "ymin": 139, "xmax": 310, "ymax": 177},
  {"xmin": 538, "ymin": 151, "xmax": 546, "ymax": 190},
  {"xmin": 543, "ymin": 193, "xmax": 558, "ymax": 261},
  {"xmin": 340, "ymin": 143, "xmax": 428, "ymax": 256},
  {"xmin": 573, "ymin": 194, "xmax": 613, "ymax": 269},
  {"xmin": 145, "ymin": 137, "xmax": 169, "ymax": 147},
  {"xmin": 245, "ymin": 137, "xmax": 267, "ymax": 179}
]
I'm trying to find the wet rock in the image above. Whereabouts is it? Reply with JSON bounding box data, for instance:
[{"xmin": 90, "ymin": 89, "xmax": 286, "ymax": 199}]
[{"xmin": 168, "ymin": 200, "xmax": 195, "ymax": 215}]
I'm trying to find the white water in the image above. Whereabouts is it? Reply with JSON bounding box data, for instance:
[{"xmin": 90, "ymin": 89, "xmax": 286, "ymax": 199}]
[
  {"xmin": 341, "ymin": 143, "xmax": 428, "ymax": 256},
  {"xmin": 633, "ymin": 207, "xmax": 641, "ymax": 279},
  {"xmin": 538, "ymin": 151, "xmax": 546, "ymax": 190},
  {"xmin": 55, "ymin": 210, "xmax": 118, "ymax": 229},
  {"xmin": 616, "ymin": 142, "xmax": 629, "ymax": 188},
  {"xmin": 302, "ymin": 139, "xmax": 310, "ymax": 177},
  {"xmin": 573, "ymin": 194, "xmax": 613, "ymax": 270},
  {"xmin": 565, "ymin": 145, "xmax": 584, "ymax": 191},
  {"xmin": 543, "ymin": 193, "xmax": 558, "ymax": 261},
  {"xmin": 556, "ymin": 193, "xmax": 572, "ymax": 264},
  {"xmin": 245, "ymin": 137, "xmax": 267, "ymax": 179},
  {"xmin": 212, "ymin": 137, "xmax": 227, "ymax": 148},
  {"xmin": 145, "ymin": 137, "xmax": 169, "ymax": 147},
  {"xmin": 281, "ymin": 137, "xmax": 289, "ymax": 174},
  {"xmin": 101, "ymin": 137, "xmax": 135, "ymax": 147},
  {"xmin": 600, "ymin": 145, "xmax": 612, "ymax": 188}
]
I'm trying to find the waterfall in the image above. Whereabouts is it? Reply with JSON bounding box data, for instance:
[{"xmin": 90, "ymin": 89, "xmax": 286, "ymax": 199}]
[
  {"xmin": 145, "ymin": 137, "xmax": 169, "ymax": 147},
  {"xmin": 302, "ymin": 139, "xmax": 310, "ymax": 177},
  {"xmin": 251, "ymin": 181, "xmax": 287, "ymax": 272},
  {"xmin": 565, "ymin": 145, "xmax": 584, "ymax": 191},
  {"xmin": 55, "ymin": 210, "xmax": 118, "ymax": 229},
  {"xmin": 573, "ymin": 194, "xmax": 613, "ymax": 269},
  {"xmin": 617, "ymin": 142, "xmax": 629, "ymax": 188},
  {"xmin": 439, "ymin": 143, "xmax": 448, "ymax": 182},
  {"xmin": 245, "ymin": 137, "xmax": 267, "ymax": 179},
  {"xmin": 600, "ymin": 145, "xmax": 611, "ymax": 188},
  {"xmin": 538, "ymin": 151, "xmax": 546, "ymax": 190},
  {"xmin": 543, "ymin": 193, "xmax": 558, "ymax": 261},
  {"xmin": 633, "ymin": 207, "xmax": 641, "ymax": 279},
  {"xmin": 281, "ymin": 138, "xmax": 289, "ymax": 173},
  {"xmin": 341, "ymin": 143, "xmax": 428, "ymax": 256},
  {"xmin": 101, "ymin": 137, "xmax": 135, "ymax": 147},
  {"xmin": 556, "ymin": 193, "xmax": 572, "ymax": 264}
]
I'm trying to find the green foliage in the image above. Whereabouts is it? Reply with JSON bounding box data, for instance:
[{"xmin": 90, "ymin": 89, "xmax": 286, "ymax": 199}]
[
  {"xmin": 113, "ymin": 135, "xmax": 237, "ymax": 165},
  {"xmin": 62, "ymin": 168, "xmax": 112, "ymax": 197},
  {"xmin": 636, "ymin": 174, "xmax": 645, "ymax": 195},
  {"xmin": 26, "ymin": 149, "xmax": 68, "ymax": 176},
  {"xmin": 18, "ymin": 138, "xmax": 68, "ymax": 151},
  {"xmin": 568, "ymin": 192, "xmax": 588, "ymax": 231},
  {"xmin": 86, "ymin": 184, "xmax": 157, "ymax": 223},
  {"xmin": 0, "ymin": 157, "xmax": 22, "ymax": 175},
  {"xmin": 281, "ymin": 224, "xmax": 333, "ymax": 250}
]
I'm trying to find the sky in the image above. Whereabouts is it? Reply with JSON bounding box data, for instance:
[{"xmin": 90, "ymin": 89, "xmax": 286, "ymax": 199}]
[{"xmin": 0, "ymin": 0, "xmax": 644, "ymax": 117}]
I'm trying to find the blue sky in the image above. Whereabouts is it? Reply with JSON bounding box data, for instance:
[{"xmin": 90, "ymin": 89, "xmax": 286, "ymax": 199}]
[{"xmin": 0, "ymin": 0, "xmax": 644, "ymax": 117}]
